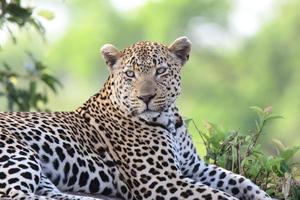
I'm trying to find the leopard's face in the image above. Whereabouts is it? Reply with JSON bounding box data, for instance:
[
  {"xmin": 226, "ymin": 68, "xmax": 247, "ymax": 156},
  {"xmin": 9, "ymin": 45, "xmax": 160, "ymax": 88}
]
[{"xmin": 101, "ymin": 37, "xmax": 191, "ymax": 117}]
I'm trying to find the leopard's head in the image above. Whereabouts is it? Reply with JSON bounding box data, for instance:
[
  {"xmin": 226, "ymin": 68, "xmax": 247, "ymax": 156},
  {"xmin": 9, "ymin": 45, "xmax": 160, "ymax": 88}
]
[{"xmin": 101, "ymin": 37, "xmax": 191, "ymax": 117}]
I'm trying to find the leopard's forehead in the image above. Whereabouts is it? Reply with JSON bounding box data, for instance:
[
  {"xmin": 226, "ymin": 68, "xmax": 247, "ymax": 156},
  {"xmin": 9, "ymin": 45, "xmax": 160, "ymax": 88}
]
[{"xmin": 120, "ymin": 41, "xmax": 170, "ymax": 72}]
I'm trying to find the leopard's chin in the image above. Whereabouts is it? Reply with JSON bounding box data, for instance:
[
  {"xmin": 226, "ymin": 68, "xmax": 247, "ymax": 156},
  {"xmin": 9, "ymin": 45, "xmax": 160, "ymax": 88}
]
[
  {"xmin": 131, "ymin": 109, "xmax": 157, "ymax": 116},
  {"xmin": 129, "ymin": 108, "xmax": 160, "ymax": 118}
]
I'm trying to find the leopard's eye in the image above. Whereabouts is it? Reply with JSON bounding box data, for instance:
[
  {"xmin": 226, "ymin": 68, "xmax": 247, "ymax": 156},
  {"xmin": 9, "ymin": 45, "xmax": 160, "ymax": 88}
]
[
  {"xmin": 156, "ymin": 67, "xmax": 167, "ymax": 75},
  {"xmin": 125, "ymin": 70, "xmax": 135, "ymax": 78}
]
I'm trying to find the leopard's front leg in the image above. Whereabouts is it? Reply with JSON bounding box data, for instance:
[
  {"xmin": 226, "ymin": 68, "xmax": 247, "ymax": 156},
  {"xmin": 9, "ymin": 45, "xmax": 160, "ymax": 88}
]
[
  {"xmin": 173, "ymin": 112, "xmax": 272, "ymax": 200},
  {"xmin": 118, "ymin": 161, "xmax": 238, "ymax": 200}
]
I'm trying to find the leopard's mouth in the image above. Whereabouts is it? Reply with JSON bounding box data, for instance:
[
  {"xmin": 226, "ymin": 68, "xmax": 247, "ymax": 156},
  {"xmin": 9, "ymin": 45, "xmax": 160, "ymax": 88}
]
[
  {"xmin": 142, "ymin": 109, "xmax": 159, "ymax": 114},
  {"xmin": 131, "ymin": 109, "xmax": 157, "ymax": 116},
  {"xmin": 130, "ymin": 103, "xmax": 167, "ymax": 116},
  {"xmin": 142, "ymin": 105, "xmax": 166, "ymax": 113}
]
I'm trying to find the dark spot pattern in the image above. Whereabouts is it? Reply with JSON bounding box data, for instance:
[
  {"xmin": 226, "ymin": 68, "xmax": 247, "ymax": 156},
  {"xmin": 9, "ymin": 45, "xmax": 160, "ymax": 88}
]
[{"xmin": 0, "ymin": 38, "xmax": 269, "ymax": 200}]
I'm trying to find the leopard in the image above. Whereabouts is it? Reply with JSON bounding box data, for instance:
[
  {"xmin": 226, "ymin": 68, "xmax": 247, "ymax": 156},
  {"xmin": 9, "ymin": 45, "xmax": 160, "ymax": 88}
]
[{"xmin": 0, "ymin": 37, "xmax": 273, "ymax": 200}]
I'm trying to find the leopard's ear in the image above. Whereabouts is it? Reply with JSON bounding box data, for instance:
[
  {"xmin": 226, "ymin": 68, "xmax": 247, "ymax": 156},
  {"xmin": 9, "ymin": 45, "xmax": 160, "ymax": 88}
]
[
  {"xmin": 100, "ymin": 44, "xmax": 121, "ymax": 71},
  {"xmin": 169, "ymin": 36, "xmax": 191, "ymax": 64}
]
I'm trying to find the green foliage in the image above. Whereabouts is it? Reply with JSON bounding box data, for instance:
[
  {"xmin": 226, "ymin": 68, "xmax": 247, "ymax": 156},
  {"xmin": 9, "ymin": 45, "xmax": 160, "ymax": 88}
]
[
  {"xmin": 0, "ymin": 0, "xmax": 48, "ymax": 42},
  {"xmin": 0, "ymin": 56, "xmax": 61, "ymax": 111},
  {"xmin": 189, "ymin": 106, "xmax": 300, "ymax": 199},
  {"xmin": 0, "ymin": 0, "xmax": 60, "ymax": 111},
  {"xmin": 0, "ymin": 1, "xmax": 298, "ymax": 198}
]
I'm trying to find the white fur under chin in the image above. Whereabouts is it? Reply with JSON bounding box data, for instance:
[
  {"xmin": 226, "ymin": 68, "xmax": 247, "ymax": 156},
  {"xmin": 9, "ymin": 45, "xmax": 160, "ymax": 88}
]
[
  {"xmin": 139, "ymin": 110, "xmax": 161, "ymax": 119},
  {"xmin": 137, "ymin": 109, "xmax": 177, "ymax": 133}
]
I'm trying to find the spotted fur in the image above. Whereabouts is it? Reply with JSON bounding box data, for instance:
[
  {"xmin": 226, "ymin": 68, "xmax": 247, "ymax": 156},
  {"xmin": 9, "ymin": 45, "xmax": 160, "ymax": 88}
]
[{"xmin": 0, "ymin": 37, "xmax": 272, "ymax": 200}]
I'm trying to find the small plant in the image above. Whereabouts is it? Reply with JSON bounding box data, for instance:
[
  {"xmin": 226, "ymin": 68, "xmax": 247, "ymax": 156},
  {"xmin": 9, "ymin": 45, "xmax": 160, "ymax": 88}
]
[
  {"xmin": 0, "ymin": 0, "xmax": 60, "ymax": 111},
  {"xmin": 0, "ymin": 56, "xmax": 61, "ymax": 111},
  {"xmin": 188, "ymin": 106, "xmax": 300, "ymax": 200}
]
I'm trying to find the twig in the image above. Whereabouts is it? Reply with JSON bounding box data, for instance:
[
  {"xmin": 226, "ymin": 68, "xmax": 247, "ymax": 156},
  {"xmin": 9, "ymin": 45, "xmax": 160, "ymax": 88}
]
[
  {"xmin": 245, "ymin": 119, "xmax": 266, "ymax": 158},
  {"xmin": 264, "ymin": 171, "xmax": 270, "ymax": 191},
  {"xmin": 236, "ymin": 139, "xmax": 242, "ymax": 174}
]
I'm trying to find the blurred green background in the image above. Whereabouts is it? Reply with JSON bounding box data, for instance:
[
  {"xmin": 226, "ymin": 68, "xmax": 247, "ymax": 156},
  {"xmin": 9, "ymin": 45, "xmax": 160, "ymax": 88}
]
[{"xmin": 0, "ymin": 0, "xmax": 299, "ymax": 155}]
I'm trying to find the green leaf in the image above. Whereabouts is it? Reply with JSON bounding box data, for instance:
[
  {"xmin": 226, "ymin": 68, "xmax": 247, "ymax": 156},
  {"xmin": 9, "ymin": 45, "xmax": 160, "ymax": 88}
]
[
  {"xmin": 272, "ymin": 139, "xmax": 286, "ymax": 152},
  {"xmin": 279, "ymin": 146, "xmax": 300, "ymax": 162},
  {"xmin": 6, "ymin": 3, "xmax": 32, "ymax": 20},
  {"xmin": 37, "ymin": 9, "xmax": 55, "ymax": 20},
  {"xmin": 264, "ymin": 115, "xmax": 284, "ymax": 124},
  {"xmin": 34, "ymin": 61, "xmax": 47, "ymax": 71},
  {"xmin": 250, "ymin": 106, "xmax": 264, "ymax": 116},
  {"xmin": 29, "ymin": 19, "xmax": 46, "ymax": 36},
  {"xmin": 40, "ymin": 74, "xmax": 61, "ymax": 93},
  {"xmin": 3, "ymin": 62, "xmax": 11, "ymax": 70}
]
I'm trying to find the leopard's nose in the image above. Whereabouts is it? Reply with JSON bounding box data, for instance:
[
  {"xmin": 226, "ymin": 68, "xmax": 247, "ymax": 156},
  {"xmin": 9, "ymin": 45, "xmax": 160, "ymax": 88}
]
[{"xmin": 137, "ymin": 94, "xmax": 156, "ymax": 104}]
